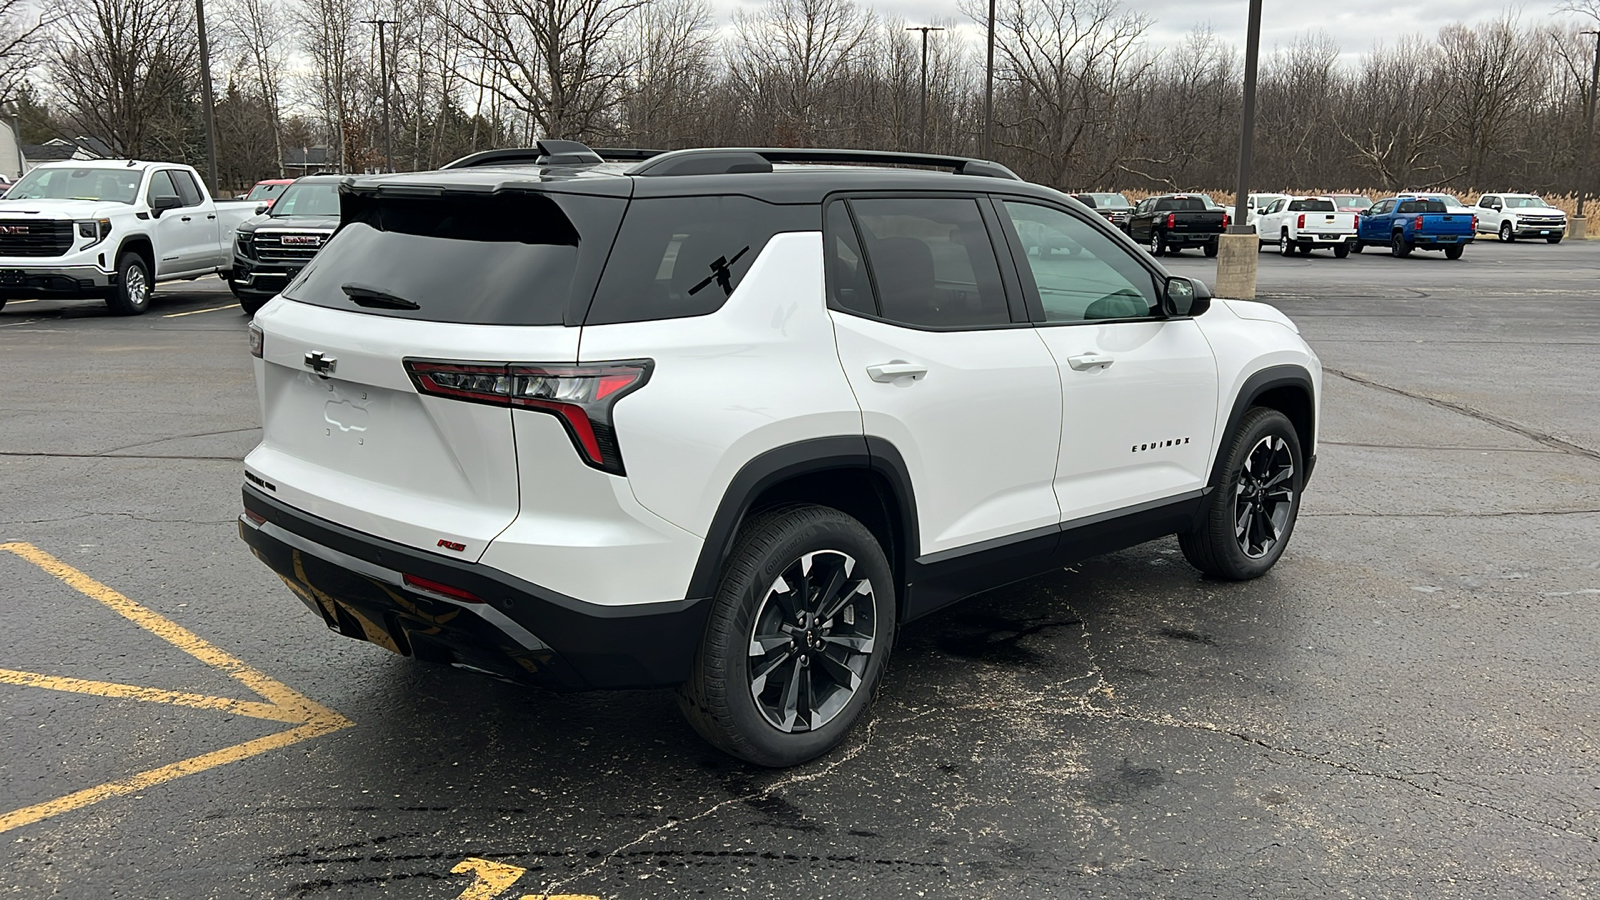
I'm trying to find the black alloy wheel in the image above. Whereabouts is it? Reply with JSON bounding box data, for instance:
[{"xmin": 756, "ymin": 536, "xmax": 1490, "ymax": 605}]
[
  {"xmin": 1391, "ymin": 232, "xmax": 1412, "ymax": 257},
  {"xmin": 1333, "ymin": 243, "xmax": 1351, "ymax": 259},
  {"xmin": 1444, "ymin": 245, "xmax": 1464, "ymax": 260},
  {"xmin": 1232, "ymin": 434, "xmax": 1297, "ymax": 560},
  {"xmin": 1179, "ymin": 407, "xmax": 1303, "ymax": 580},
  {"xmin": 1351, "ymin": 240, "xmax": 1365, "ymax": 254}
]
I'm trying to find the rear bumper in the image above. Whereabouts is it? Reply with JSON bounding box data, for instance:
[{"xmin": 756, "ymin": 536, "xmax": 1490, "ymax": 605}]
[
  {"xmin": 238, "ymin": 485, "xmax": 711, "ymax": 691},
  {"xmin": 1412, "ymin": 235, "xmax": 1474, "ymax": 248},
  {"xmin": 1165, "ymin": 233, "xmax": 1221, "ymax": 246}
]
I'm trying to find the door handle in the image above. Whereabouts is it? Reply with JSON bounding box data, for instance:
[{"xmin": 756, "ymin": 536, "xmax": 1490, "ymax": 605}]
[
  {"xmin": 206, "ymin": 214, "xmax": 217, "ymax": 220},
  {"xmin": 1067, "ymin": 353, "xmax": 1114, "ymax": 371},
  {"xmin": 180, "ymin": 215, "xmax": 192, "ymax": 222},
  {"xmin": 866, "ymin": 362, "xmax": 928, "ymax": 383}
]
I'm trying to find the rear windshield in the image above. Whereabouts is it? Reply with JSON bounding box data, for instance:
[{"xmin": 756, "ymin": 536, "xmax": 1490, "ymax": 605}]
[
  {"xmin": 284, "ymin": 190, "xmax": 624, "ymax": 325},
  {"xmin": 585, "ymin": 195, "xmax": 817, "ymax": 325},
  {"xmin": 1154, "ymin": 197, "xmax": 1207, "ymax": 212},
  {"xmin": 1288, "ymin": 199, "xmax": 1336, "ymax": 212},
  {"xmin": 1397, "ymin": 199, "xmax": 1448, "ymax": 214}
]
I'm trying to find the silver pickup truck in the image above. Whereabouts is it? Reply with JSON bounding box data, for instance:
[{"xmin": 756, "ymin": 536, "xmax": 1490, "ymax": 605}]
[{"xmin": 0, "ymin": 159, "xmax": 257, "ymax": 315}]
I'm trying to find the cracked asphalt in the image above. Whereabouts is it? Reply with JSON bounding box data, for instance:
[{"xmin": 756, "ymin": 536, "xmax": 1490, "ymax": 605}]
[{"xmin": 2, "ymin": 241, "xmax": 1599, "ymax": 898}]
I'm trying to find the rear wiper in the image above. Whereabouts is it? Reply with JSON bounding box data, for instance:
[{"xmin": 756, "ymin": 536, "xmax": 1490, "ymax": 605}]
[{"xmin": 342, "ymin": 283, "xmax": 419, "ymax": 310}]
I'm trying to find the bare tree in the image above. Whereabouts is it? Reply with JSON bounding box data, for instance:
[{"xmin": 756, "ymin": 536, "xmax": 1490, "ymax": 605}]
[
  {"xmin": 221, "ymin": 0, "xmax": 287, "ymax": 174},
  {"xmin": 0, "ymin": 0, "xmax": 53, "ymax": 105},
  {"xmin": 619, "ymin": 0, "xmax": 715, "ymax": 148},
  {"xmin": 293, "ymin": 0, "xmax": 363, "ymax": 169},
  {"xmin": 727, "ymin": 0, "xmax": 875, "ymax": 146}
]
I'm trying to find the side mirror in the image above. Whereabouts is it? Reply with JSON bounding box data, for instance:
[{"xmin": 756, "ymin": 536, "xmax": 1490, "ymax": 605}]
[
  {"xmin": 256, "ymin": 203, "xmax": 269, "ymax": 215},
  {"xmin": 151, "ymin": 194, "xmax": 182, "ymax": 217},
  {"xmin": 1162, "ymin": 276, "xmax": 1211, "ymax": 317}
]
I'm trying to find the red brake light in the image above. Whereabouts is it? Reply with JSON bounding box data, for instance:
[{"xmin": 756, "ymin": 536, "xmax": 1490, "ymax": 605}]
[
  {"xmin": 404, "ymin": 359, "xmax": 653, "ymax": 475},
  {"xmin": 1297, "ymin": 214, "xmax": 1305, "ymax": 229},
  {"xmin": 1415, "ymin": 215, "xmax": 1424, "ymax": 231},
  {"xmin": 403, "ymin": 573, "xmax": 483, "ymax": 603},
  {"xmin": 1166, "ymin": 212, "xmax": 1176, "ymax": 229},
  {"xmin": 1471, "ymin": 215, "xmax": 1477, "ymax": 231},
  {"xmin": 1222, "ymin": 212, "xmax": 1230, "ymax": 229}
]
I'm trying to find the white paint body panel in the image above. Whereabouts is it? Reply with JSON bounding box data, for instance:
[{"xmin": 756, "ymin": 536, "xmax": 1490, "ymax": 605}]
[
  {"xmin": 1255, "ymin": 198, "xmax": 1358, "ymax": 245},
  {"xmin": 1198, "ymin": 300, "xmax": 1324, "ymax": 468}
]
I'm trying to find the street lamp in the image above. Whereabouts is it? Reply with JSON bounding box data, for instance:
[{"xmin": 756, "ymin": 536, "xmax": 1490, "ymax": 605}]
[
  {"xmin": 1576, "ymin": 29, "xmax": 1600, "ymax": 238},
  {"xmin": 1216, "ymin": 0, "xmax": 1264, "ymax": 300},
  {"xmin": 906, "ymin": 26, "xmax": 945, "ymax": 153},
  {"xmin": 364, "ymin": 18, "xmax": 399, "ymax": 173}
]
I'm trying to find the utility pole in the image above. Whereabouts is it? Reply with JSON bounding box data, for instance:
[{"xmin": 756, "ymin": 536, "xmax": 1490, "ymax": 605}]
[
  {"xmin": 1576, "ymin": 29, "xmax": 1600, "ymax": 238},
  {"xmin": 907, "ymin": 26, "xmax": 945, "ymax": 153},
  {"xmin": 195, "ymin": 0, "xmax": 219, "ymax": 190},
  {"xmin": 365, "ymin": 18, "xmax": 398, "ymax": 173},
  {"xmin": 1215, "ymin": 0, "xmax": 1264, "ymax": 300},
  {"xmin": 982, "ymin": 0, "xmax": 996, "ymax": 159}
]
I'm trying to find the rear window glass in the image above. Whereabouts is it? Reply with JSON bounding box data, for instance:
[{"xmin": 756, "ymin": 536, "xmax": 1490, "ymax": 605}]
[
  {"xmin": 1397, "ymin": 199, "xmax": 1448, "ymax": 214},
  {"xmin": 1154, "ymin": 197, "xmax": 1207, "ymax": 211},
  {"xmin": 284, "ymin": 191, "xmax": 625, "ymax": 325},
  {"xmin": 1288, "ymin": 199, "xmax": 1335, "ymax": 212},
  {"xmin": 586, "ymin": 195, "xmax": 817, "ymax": 325}
]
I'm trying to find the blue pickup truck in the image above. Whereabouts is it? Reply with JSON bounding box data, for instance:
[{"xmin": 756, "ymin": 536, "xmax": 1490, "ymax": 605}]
[{"xmin": 1354, "ymin": 196, "xmax": 1475, "ymax": 259}]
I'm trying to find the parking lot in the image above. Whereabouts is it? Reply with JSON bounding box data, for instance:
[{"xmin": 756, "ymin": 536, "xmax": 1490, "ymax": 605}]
[{"xmin": 3, "ymin": 240, "xmax": 1599, "ymax": 898}]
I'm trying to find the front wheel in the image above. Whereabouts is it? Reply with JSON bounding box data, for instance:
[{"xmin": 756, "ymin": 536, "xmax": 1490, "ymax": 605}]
[
  {"xmin": 1180, "ymin": 408, "xmax": 1303, "ymax": 580},
  {"xmin": 1391, "ymin": 233, "xmax": 1413, "ymax": 258},
  {"xmin": 1548, "ymin": 235, "xmax": 1563, "ymax": 244},
  {"xmin": 678, "ymin": 505, "xmax": 896, "ymax": 767},
  {"xmin": 106, "ymin": 252, "xmax": 152, "ymax": 315},
  {"xmin": 238, "ymin": 292, "xmax": 269, "ymax": 315},
  {"xmin": 1499, "ymin": 222, "xmax": 1514, "ymax": 243}
]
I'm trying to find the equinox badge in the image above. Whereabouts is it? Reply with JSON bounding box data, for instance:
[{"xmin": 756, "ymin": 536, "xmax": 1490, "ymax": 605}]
[{"xmin": 304, "ymin": 350, "xmax": 337, "ymax": 377}]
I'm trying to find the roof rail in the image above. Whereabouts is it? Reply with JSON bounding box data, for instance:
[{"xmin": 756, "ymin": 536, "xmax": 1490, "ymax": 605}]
[
  {"xmin": 593, "ymin": 148, "xmax": 664, "ymax": 162},
  {"xmin": 628, "ymin": 147, "xmax": 1021, "ymax": 180},
  {"xmin": 441, "ymin": 140, "xmax": 604, "ymax": 169}
]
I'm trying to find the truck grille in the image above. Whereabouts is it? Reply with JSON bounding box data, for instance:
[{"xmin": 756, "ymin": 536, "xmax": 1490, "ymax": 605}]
[
  {"xmin": 0, "ymin": 220, "xmax": 74, "ymax": 258},
  {"xmin": 254, "ymin": 231, "xmax": 330, "ymax": 263}
]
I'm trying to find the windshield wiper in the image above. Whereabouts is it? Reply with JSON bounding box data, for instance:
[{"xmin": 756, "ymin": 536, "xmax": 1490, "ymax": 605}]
[{"xmin": 342, "ymin": 283, "xmax": 419, "ymax": 310}]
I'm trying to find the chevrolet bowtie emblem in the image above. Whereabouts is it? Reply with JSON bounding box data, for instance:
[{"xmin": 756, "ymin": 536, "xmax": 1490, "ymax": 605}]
[{"xmin": 304, "ymin": 350, "xmax": 337, "ymax": 377}]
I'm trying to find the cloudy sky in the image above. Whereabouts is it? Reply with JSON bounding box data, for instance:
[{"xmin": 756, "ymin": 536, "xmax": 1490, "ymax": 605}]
[{"xmin": 713, "ymin": 0, "xmax": 1590, "ymax": 58}]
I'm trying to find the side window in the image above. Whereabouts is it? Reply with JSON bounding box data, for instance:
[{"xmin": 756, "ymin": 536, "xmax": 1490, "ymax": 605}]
[
  {"xmin": 1478, "ymin": 196, "xmax": 1494, "ymax": 209},
  {"xmin": 1266, "ymin": 199, "xmax": 1283, "ymax": 214},
  {"xmin": 998, "ymin": 200, "xmax": 1157, "ymax": 324},
  {"xmin": 585, "ymin": 195, "xmax": 817, "ymax": 326},
  {"xmin": 172, "ymin": 171, "xmax": 203, "ymax": 207},
  {"xmin": 824, "ymin": 201, "xmax": 876, "ymax": 316},
  {"xmin": 146, "ymin": 170, "xmax": 178, "ymax": 205},
  {"xmin": 850, "ymin": 197, "xmax": 1010, "ymax": 329}
]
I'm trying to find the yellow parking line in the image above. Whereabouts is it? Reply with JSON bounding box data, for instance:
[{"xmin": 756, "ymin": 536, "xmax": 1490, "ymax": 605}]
[
  {"xmin": 162, "ymin": 303, "xmax": 239, "ymax": 318},
  {"xmin": 0, "ymin": 542, "xmax": 353, "ymax": 834}
]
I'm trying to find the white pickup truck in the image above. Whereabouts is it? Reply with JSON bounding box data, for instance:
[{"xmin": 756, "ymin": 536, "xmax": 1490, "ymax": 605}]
[
  {"xmin": 1473, "ymin": 193, "xmax": 1567, "ymax": 243},
  {"xmin": 0, "ymin": 160, "xmax": 257, "ymax": 315},
  {"xmin": 1254, "ymin": 196, "xmax": 1358, "ymax": 257}
]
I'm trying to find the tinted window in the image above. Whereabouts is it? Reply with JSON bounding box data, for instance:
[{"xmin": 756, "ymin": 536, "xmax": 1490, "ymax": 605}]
[
  {"xmin": 1072, "ymin": 194, "xmax": 1098, "ymax": 208},
  {"xmin": 271, "ymin": 182, "xmax": 341, "ymax": 217},
  {"xmin": 1000, "ymin": 201, "xmax": 1156, "ymax": 323},
  {"xmin": 285, "ymin": 191, "xmax": 625, "ymax": 325},
  {"xmin": 825, "ymin": 202, "xmax": 875, "ymax": 316},
  {"xmin": 248, "ymin": 182, "xmax": 287, "ymax": 201},
  {"xmin": 1154, "ymin": 197, "xmax": 1207, "ymax": 212},
  {"xmin": 1289, "ymin": 199, "xmax": 1335, "ymax": 212},
  {"xmin": 851, "ymin": 197, "xmax": 1010, "ymax": 328},
  {"xmin": 147, "ymin": 170, "xmax": 178, "ymax": 204},
  {"xmin": 172, "ymin": 171, "xmax": 203, "ymax": 207},
  {"xmin": 587, "ymin": 195, "xmax": 815, "ymax": 325}
]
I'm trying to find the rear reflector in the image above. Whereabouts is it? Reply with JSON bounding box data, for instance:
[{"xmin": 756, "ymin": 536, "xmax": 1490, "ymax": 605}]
[
  {"xmin": 244, "ymin": 509, "xmax": 267, "ymax": 526},
  {"xmin": 404, "ymin": 358, "xmax": 652, "ymax": 475},
  {"xmin": 403, "ymin": 573, "xmax": 484, "ymax": 603}
]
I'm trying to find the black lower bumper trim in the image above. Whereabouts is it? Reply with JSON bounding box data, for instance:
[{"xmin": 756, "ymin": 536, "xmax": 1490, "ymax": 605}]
[{"xmin": 239, "ymin": 486, "xmax": 711, "ymax": 690}]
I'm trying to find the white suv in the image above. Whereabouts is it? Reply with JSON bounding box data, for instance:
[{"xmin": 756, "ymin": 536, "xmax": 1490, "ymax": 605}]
[{"xmin": 239, "ymin": 144, "xmax": 1321, "ymax": 766}]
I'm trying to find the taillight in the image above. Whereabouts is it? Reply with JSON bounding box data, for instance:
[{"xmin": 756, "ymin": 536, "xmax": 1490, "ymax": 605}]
[
  {"xmin": 1165, "ymin": 212, "xmax": 1176, "ymax": 229},
  {"xmin": 1414, "ymin": 215, "xmax": 1424, "ymax": 231},
  {"xmin": 1297, "ymin": 214, "xmax": 1305, "ymax": 229},
  {"xmin": 402, "ymin": 573, "xmax": 483, "ymax": 604},
  {"xmin": 248, "ymin": 322, "xmax": 263, "ymax": 358},
  {"xmin": 1471, "ymin": 215, "xmax": 1477, "ymax": 231},
  {"xmin": 1222, "ymin": 212, "xmax": 1230, "ymax": 229},
  {"xmin": 404, "ymin": 358, "xmax": 652, "ymax": 475}
]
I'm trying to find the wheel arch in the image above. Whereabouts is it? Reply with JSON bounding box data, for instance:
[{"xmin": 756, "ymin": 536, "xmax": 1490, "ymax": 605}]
[
  {"xmin": 114, "ymin": 235, "xmax": 155, "ymax": 278},
  {"xmin": 684, "ymin": 436, "xmax": 919, "ymax": 621},
  {"xmin": 1211, "ymin": 365, "xmax": 1317, "ymax": 488}
]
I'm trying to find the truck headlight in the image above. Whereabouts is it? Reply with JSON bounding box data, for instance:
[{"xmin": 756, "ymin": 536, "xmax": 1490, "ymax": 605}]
[{"xmin": 76, "ymin": 219, "xmax": 112, "ymax": 248}]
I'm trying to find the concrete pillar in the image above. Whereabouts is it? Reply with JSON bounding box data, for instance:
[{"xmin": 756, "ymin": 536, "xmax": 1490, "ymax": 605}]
[
  {"xmin": 1214, "ymin": 232, "xmax": 1259, "ymax": 300},
  {"xmin": 1571, "ymin": 217, "xmax": 1588, "ymax": 240}
]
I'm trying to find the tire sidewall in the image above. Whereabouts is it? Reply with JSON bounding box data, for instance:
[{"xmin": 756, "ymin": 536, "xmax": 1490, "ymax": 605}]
[
  {"xmin": 1209, "ymin": 409, "xmax": 1304, "ymax": 579},
  {"xmin": 1148, "ymin": 231, "xmax": 1162, "ymax": 256},
  {"xmin": 1500, "ymin": 222, "xmax": 1513, "ymax": 242},
  {"xmin": 110, "ymin": 252, "xmax": 151, "ymax": 315},
  {"xmin": 691, "ymin": 508, "xmax": 896, "ymax": 767}
]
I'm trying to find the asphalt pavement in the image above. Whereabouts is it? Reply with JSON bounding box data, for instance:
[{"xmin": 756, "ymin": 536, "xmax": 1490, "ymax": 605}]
[{"xmin": 2, "ymin": 242, "xmax": 1598, "ymax": 899}]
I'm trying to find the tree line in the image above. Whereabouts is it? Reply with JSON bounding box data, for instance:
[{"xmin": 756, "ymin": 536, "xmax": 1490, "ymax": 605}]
[{"xmin": 5, "ymin": 0, "xmax": 1600, "ymax": 196}]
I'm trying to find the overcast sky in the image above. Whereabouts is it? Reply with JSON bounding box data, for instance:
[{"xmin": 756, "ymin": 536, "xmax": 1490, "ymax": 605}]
[{"xmin": 713, "ymin": 0, "xmax": 1590, "ymax": 58}]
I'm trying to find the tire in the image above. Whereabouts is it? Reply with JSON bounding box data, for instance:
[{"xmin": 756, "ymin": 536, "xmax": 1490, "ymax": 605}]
[
  {"xmin": 1278, "ymin": 231, "xmax": 1294, "ymax": 257},
  {"xmin": 105, "ymin": 251, "xmax": 152, "ymax": 315},
  {"xmin": 1179, "ymin": 408, "xmax": 1303, "ymax": 581},
  {"xmin": 1351, "ymin": 240, "xmax": 1364, "ymax": 254},
  {"xmin": 1499, "ymin": 221, "xmax": 1514, "ymax": 243},
  {"xmin": 1390, "ymin": 232, "xmax": 1412, "ymax": 258},
  {"xmin": 1548, "ymin": 235, "xmax": 1563, "ymax": 244},
  {"xmin": 1147, "ymin": 230, "xmax": 1165, "ymax": 257},
  {"xmin": 1333, "ymin": 243, "xmax": 1351, "ymax": 259},
  {"xmin": 678, "ymin": 505, "xmax": 896, "ymax": 767},
  {"xmin": 238, "ymin": 292, "xmax": 269, "ymax": 315},
  {"xmin": 1444, "ymin": 244, "xmax": 1464, "ymax": 260},
  {"xmin": 1203, "ymin": 240, "xmax": 1218, "ymax": 258}
]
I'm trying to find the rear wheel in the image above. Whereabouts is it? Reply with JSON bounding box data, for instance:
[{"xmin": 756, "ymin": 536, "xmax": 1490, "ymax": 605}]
[
  {"xmin": 1333, "ymin": 243, "xmax": 1351, "ymax": 259},
  {"xmin": 1351, "ymin": 240, "xmax": 1364, "ymax": 254},
  {"xmin": 1203, "ymin": 240, "xmax": 1218, "ymax": 258},
  {"xmin": 1147, "ymin": 230, "xmax": 1165, "ymax": 257},
  {"xmin": 1390, "ymin": 233, "xmax": 1413, "ymax": 258},
  {"xmin": 106, "ymin": 252, "xmax": 152, "ymax": 316},
  {"xmin": 1180, "ymin": 408, "xmax": 1303, "ymax": 581},
  {"xmin": 1444, "ymin": 245, "xmax": 1464, "ymax": 260},
  {"xmin": 1278, "ymin": 232, "xmax": 1294, "ymax": 257},
  {"xmin": 678, "ymin": 505, "xmax": 896, "ymax": 767}
]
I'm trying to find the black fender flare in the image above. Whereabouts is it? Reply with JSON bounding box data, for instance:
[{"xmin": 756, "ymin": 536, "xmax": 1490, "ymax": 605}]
[
  {"xmin": 683, "ymin": 435, "xmax": 918, "ymax": 609},
  {"xmin": 1209, "ymin": 364, "xmax": 1317, "ymax": 488},
  {"xmin": 112, "ymin": 235, "xmax": 156, "ymax": 281}
]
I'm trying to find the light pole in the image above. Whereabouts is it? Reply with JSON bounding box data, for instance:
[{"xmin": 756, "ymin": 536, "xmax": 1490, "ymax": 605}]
[
  {"xmin": 365, "ymin": 18, "xmax": 398, "ymax": 173},
  {"xmin": 195, "ymin": 0, "xmax": 219, "ymax": 190},
  {"xmin": 1576, "ymin": 29, "xmax": 1600, "ymax": 238},
  {"xmin": 1216, "ymin": 0, "xmax": 1264, "ymax": 300},
  {"xmin": 907, "ymin": 26, "xmax": 945, "ymax": 153},
  {"xmin": 982, "ymin": 0, "xmax": 996, "ymax": 159}
]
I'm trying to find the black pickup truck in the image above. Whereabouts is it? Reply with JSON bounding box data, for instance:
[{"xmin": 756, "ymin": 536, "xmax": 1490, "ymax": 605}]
[{"xmin": 1126, "ymin": 194, "xmax": 1228, "ymax": 257}]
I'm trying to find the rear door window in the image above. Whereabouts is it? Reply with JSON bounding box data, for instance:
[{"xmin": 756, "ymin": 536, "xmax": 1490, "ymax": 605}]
[
  {"xmin": 284, "ymin": 190, "xmax": 625, "ymax": 325},
  {"xmin": 848, "ymin": 196, "xmax": 1011, "ymax": 328},
  {"xmin": 585, "ymin": 195, "xmax": 816, "ymax": 325}
]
